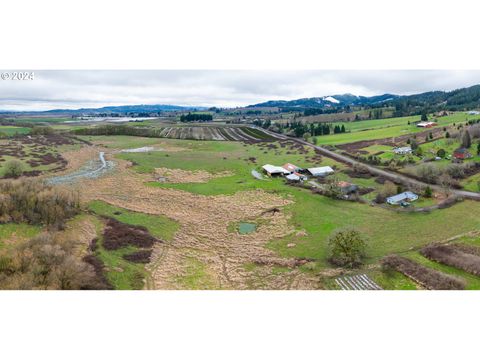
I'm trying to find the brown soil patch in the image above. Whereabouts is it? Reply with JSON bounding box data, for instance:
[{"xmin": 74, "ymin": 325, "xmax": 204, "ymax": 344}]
[
  {"xmin": 71, "ymin": 158, "xmax": 319, "ymax": 290},
  {"xmin": 154, "ymin": 167, "xmax": 234, "ymax": 183}
]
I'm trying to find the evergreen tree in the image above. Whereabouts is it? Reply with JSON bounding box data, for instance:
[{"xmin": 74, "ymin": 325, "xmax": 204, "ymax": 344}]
[{"xmin": 461, "ymin": 130, "xmax": 472, "ymax": 148}]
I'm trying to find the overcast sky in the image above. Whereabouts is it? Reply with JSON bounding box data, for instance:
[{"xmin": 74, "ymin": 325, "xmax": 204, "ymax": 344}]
[{"xmin": 2, "ymin": 70, "xmax": 480, "ymax": 111}]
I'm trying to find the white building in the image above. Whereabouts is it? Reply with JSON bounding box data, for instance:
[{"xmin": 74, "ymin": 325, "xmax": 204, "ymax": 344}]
[
  {"xmin": 393, "ymin": 146, "xmax": 412, "ymax": 155},
  {"xmin": 262, "ymin": 164, "xmax": 290, "ymax": 176},
  {"xmin": 386, "ymin": 191, "xmax": 418, "ymax": 205},
  {"xmin": 307, "ymin": 166, "xmax": 334, "ymax": 177}
]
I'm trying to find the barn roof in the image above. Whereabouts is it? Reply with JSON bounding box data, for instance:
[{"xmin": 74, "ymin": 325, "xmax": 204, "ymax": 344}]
[
  {"xmin": 262, "ymin": 164, "xmax": 290, "ymax": 174},
  {"xmin": 307, "ymin": 166, "xmax": 334, "ymax": 176}
]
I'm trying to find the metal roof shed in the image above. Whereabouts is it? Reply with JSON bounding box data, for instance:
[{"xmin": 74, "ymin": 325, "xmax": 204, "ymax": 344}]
[{"xmin": 307, "ymin": 166, "xmax": 334, "ymax": 177}]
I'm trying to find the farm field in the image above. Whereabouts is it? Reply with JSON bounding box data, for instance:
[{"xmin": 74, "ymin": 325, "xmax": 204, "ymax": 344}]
[
  {"xmin": 0, "ymin": 125, "xmax": 31, "ymax": 137},
  {"xmin": 313, "ymin": 113, "xmax": 480, "ymax": 145},
  {"xmin": 3, "ymin": 111, "xmax": 480, "ymax": 290},
  {"xmin": 99, "ymin": 136, "xmax": 480, "ymax": 274}
]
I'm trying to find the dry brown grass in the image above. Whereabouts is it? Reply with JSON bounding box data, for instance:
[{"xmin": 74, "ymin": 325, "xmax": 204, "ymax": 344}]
[
  {"xmin": 154, "ymin": 167, "xmax": 234, "ymax": 183},
  {"xmin": 60, "ymin": 146, "xmax": 319, "ymax": 290}
]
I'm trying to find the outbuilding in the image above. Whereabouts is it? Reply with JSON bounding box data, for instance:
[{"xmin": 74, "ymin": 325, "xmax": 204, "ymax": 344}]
[
  {"xmin": 453, "ymin": 148, "xmax": 472, "ymax": 160},
  {"xmin": 386, "ymin": 191, "xmax": 418, "ymax": 205},
  {"xmin": 307, "ymin": 166, "xmax": 334, "ymax": 177},
  {"xmin": 416, "ymin": 121, "xmax": 437, "ymax": 128},
  {"xmin": 262, "ymin": 164, "xmax": 290, "ymax": 177},
  {"xmin": 338, "ymin": 181, "xmax": 358, "ymax": 194}
]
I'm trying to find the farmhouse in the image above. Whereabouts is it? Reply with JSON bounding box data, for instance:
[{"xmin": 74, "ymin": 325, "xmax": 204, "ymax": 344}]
[
  {"xmin": 307, "ymin": 166, "xmax": 334, "ymax": 177},
  {"xmin": 338, "ymin": 181, "xmax": 358, "ymax": 194},
  {"xmin": 453, "ymin": 148, "xmax": 472, "ymax": 160},
  {"xmin": 416, "ymin": 121, "xmax": 437, "ymax": 128},
  {"xmin": 393, "ymin": 146, "xmax": 412, "ymax": 155},
  {"xmin": 262, "ymin": 164, "xmax": 290, "ymax": 177},
  {"xmin": 386, "ymin": 191, "xmax": 418, "ymax": 205}
]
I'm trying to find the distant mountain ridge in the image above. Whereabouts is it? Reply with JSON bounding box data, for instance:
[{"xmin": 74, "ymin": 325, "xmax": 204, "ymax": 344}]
[
  {"xmin": 0, "ymin": 104, "xmax": 207, "ymax": 115},
  {"xmin": 249, "ymin": 93, "xmax": 399, "ymax": 109},
  {"xmin": 249, "ymin": 84, "xmax": 480, "ymax": 114}
]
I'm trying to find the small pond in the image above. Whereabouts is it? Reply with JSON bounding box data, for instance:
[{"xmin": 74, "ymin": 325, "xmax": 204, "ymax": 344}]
[{"xmin": 238, "ymin": 222, "xmax": 257, "ymax": 234}]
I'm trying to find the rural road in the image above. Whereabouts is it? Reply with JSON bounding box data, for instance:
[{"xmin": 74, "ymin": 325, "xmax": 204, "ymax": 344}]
[{"xmin": 254, "ymin": 127, "xmax": 480, "ymax": 201}]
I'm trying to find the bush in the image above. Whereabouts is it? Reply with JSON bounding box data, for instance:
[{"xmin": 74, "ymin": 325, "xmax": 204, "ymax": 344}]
[
  {"xmin": 436, "ymin": 148, "xmax": 446, "ymax": 158},
  {"xmin": 102, "ymin": 217, "xmax": 159, "ymax": 250},
  {"xmin": 381, "ymin": 254, "xmax": 465, "ymax": 290},
  {"xmin": 375, "ymin": 180, "xmax": 397, "ymax": 203},
  {"xmin": 3, "ymin": 160, "xmax": 24, "ymax": 178},
  {"xmin": 421, "ymin": 244, "xmax": 480, "ymax": 276},
  {"xmin": 0, "ymin": 179, "xmax": 79, "ymax": 227},
  {"xmin": 0, "ymin": 233, "xmax": 105, "ymax": 290},
  {"xmin": 328, "ymin": 228, "xmax": 367, "ymax": 268},
  {"xmin": 415, "ymin": 163, "xmax": 442, "ymax": 183}
]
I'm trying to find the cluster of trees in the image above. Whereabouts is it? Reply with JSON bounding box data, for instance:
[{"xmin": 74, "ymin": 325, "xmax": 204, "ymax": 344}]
[
  {"xmin": 283, "ymin": 121, "xmax": 346, "ymax": 137},
  {"xmin": 74, "ymin": 124, "xmax": 164, "ymax": 138},
  {"xmin": 179, "ymin": 113, "xmax": 213, "ymax": 122},
  {"xmin": 0, "ymin": 179, "xmax": 80, "ymax": 228},
  {"xmin": 415, "ymin": 162, "xmax": 480, "ymax": 190},
  {"xmin": 30, "ymin": 126, "xmax": 54, "ymax": 135},
  {"xmin": 0, "ymin": 233, "xmax": 107, "ymax": 290}
]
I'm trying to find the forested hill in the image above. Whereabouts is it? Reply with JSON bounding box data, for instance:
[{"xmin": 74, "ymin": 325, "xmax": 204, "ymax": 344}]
[{"xmin": 248, "ymin": 84, "xmax": 480, "ymax": 116}]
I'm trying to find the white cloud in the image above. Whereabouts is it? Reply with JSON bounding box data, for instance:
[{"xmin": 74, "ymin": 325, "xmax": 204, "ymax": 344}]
[{"xmin": 1, "ymin": 70, "xmax": 480, "ymax": 111}]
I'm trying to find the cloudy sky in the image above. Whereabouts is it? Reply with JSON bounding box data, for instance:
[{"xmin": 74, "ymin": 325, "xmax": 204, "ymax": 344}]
[{"xmin": 2, "ymin": 70, "xmax": 480, "ymax": 111}]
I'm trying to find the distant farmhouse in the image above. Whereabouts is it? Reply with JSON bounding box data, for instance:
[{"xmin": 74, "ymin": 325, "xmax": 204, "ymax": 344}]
[
  {"xmin": 307, "ymin": 166, "xmax": 334, "ymax": 177},
  {"xmin": 393, "ymin": 146, "xmax": 412, "ymax": 155},
  {"xmin": 386, "ymin": 191, "xmax": 418, "ymax": 205},
  {"xmin": 453, "ymin": 148, "xmax": 473, "ymax": 160},
  {"xmin": 416, "ymin": 121, "xmax": 437, "ymax": 128},
  {"xmin": 338, "ymin": 181, "xmax": 358, "ymax": 194}
]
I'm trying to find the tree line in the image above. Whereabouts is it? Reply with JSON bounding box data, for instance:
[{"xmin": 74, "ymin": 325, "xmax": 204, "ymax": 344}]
[{"xmin": 179, "ymin": 113, "xmax": 213, "ymax": 122}]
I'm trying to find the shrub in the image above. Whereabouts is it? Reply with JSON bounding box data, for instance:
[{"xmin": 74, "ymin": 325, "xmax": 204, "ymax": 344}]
[
  {"xmin": 381, "ymin": 254, "xmax": 465, "ymax": 290},
  {"xmin": 0, "ymin": 179, "xmax": 79, "ymax": 227},
  {"xmin": 436, "ymin": 149, "xmax": 446, "ymax": 158},
  {"xmin": 102, "ymin": 217, "xmax": 159, "ymax": 250},
  {"xmin": 375, "ymin": 180, "xmax": 397, "ymax": 203},
  {"xmin": 424, "ymin": 186, "xmax": 433, "ymax": 198},
  {"xmin": 421, "ymin": 244, "xmax": 480, "ymax": 276},
  {"xmin": 3, "ymin": 160, "xmax": 24, "ymax": 178},
  {"xmin": 0, "ymin": 233, "xmax": 105, "ymax": 290}
]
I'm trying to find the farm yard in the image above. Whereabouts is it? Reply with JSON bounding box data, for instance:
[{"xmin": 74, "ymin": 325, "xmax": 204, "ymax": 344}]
[{"xmin": 3, "ymin": 109, "xmax": 480, "ymax": 290}]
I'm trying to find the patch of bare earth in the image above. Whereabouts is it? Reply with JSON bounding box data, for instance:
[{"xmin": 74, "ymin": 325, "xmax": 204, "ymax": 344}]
[
  {"xmin": 72, "ymin": 157, "xmax": 319, "ymax": 289},
  {"xmin": 154, "ymin": 167, "xmax": 234, "ymax": 183}
]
